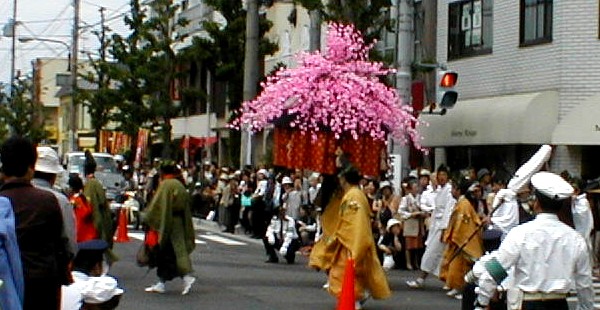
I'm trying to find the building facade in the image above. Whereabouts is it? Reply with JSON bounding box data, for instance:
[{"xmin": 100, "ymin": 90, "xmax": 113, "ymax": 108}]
[{"xmin": 418, "ymin": 0, "xmax": 600, "ymax": 179}]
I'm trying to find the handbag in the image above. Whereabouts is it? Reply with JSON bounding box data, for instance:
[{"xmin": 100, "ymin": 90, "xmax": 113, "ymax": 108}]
[{"xmin": 137, "ymin": 229, "xmax": 159, "ymax": 267}]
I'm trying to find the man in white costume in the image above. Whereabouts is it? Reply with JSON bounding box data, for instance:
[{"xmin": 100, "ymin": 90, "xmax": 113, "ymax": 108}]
[
  {"xmin": 407, "ymin": 164, "xmax": 455, "ymax": 288},
  {"xmin": 471, "ymin": 172, "xmax": 593, "ymax": 310}
]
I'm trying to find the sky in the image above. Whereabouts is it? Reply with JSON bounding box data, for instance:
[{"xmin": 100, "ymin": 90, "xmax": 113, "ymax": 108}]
[{"xmin": 0, "ymin": 0, "xmax": 132, "ymax": 86}]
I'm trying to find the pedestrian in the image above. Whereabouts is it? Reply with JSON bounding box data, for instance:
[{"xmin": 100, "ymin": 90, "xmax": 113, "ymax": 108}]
[
  {"xmin": 32, "ymin": 146, "xmax": 77, "ymax": 255},
  {"xmin": 0, "ymin": 196, "xmax": 24, "ymax": 310},
  {"xmin": 470, "ymin": 172, "xmax": 593, "ymax": 310},
  {"xmin": 324, "ymin": 164, "xmax": 391, "ymax": 309},
  {"xmin": 83, "ymin": 151, "xmax": 117, "ymax": 265},
  {"xmin": 263, "ymin": 205, "xmax": 300, "ymax": 264},
  {"xmin": 61, "ymin": 240, "xmax": 123, "ymax": 310},
  {"xmin": 143, "ymin": 161, "xmax": 196, "ymax": 295},
  {"xmin": 0, "ymin": 136, "xmax": 72, "ymax": 310}
]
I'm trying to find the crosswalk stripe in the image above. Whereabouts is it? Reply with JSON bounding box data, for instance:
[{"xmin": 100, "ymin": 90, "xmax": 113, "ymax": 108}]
[
  {"xmin": 198, "ymin": 233, "xmax": 246, "ymax": 246},
  {"xmin": 128, "ymin": 232, "xmax": 207, "ymax": 244}
]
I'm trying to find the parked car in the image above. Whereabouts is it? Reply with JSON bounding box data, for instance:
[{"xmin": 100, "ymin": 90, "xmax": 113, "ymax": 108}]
[{"xmin": 64, "ymin": 152, "xmax": 127, "ymax": 202}]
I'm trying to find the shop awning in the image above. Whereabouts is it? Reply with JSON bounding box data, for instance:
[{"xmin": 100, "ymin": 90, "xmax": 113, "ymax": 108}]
[
  {"xmin": 552, "ymin": 94, "xmax": 600, "ymax": 145},
  {"xmin": 417, "ymin": 91, "xmax": 559, "ymax": 147}
]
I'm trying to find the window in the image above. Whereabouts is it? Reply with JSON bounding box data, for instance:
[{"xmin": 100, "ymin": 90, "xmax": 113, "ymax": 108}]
[
  {"xmin": 520, "ymin": 0, "xmax": 553, "ymax": 46},
  {"xmin": 448, "ymin": 0, "xmax": 493, "ymax": 60}
]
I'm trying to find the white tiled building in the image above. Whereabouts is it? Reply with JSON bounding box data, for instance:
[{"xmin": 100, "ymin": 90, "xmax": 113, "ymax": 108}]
[{"xmin": 419, "ymin": 0, "xmax": 600, "ymax": 179}]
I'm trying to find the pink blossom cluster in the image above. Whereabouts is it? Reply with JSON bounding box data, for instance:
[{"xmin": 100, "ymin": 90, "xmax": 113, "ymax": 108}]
[{"xmin": 232, "ymin": 22, "xmax": 423, "ymax": 148}]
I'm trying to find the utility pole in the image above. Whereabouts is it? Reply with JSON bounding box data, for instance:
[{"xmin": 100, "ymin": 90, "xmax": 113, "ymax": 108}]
[
  {"xmin": 69, "ymin": 0, "xmax": 80, "ymax": 152},
  {"xmin": 308, "ymin": 9, "xmax": 321, "ymax": 51},
  {"xmin": 240, "ymin": 0, "xmax": 259, "ymax": 169},
  {"xmin": 392, "ymin": 0, "xmax": 414, "ymax": 178},
  {"xmin": 10, "ymin": 0, "xmax": 17, "ymax": 98},
  {"xmin": 422, "ymin": 0, "xmax": 437, "ymax": 105}
]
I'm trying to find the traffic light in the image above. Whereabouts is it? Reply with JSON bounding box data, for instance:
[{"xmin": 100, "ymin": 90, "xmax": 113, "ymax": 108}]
[{"xmin": 436, "ymin": 69, "xmax": 458, "ymax": 109}]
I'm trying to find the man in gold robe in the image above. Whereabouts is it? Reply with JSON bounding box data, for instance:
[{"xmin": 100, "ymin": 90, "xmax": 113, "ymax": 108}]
[
  {"xmin": 310, "ymin": 167, "xmax": 391, "ymax": 309},
  {"xmin": 440, "ymin": 180, "xmax": 484, "ymax": 299}
]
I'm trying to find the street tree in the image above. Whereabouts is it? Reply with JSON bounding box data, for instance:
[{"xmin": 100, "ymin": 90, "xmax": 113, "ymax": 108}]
[
  {"xmin": 295, "ymin": 0, "xmax": 394, "ymax": 59},
  {"xmin": 180, "ymin": 0, "xmax": 277, "ymax": 165},
  {"xmin": 0, "ymin": 79, "xmax": 48, "ymax": 143},
  {"xmin": 106, "ymin": 0, "xmax": 188, "ymax": 159},
  {"xmin": 79, "ymin": 8, "xmax": 117, "ymax": 152}
]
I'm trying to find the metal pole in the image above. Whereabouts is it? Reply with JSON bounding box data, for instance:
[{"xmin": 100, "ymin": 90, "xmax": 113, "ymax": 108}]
[
  {"xmin": 240, "ymin": 0, "xmax": 259, "ymax": 169},
  {"xmin": 393, "ymin": 0, "xmax": 414, "ymax": 178},
  {"xmin": 206, "ymin": 70, "xmax": 212, "ymax": 162},
  {"xmin": 10, "ymin": 0, "xmax": 17, "ymax": 98},
  {"xmin": 69, "ymin": 0, "xmax": 80, "ymax": 152}
]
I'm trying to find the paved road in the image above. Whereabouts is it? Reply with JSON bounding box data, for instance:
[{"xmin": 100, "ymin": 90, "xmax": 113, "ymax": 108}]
[{"xmin": 108, "ymin": 220, "xmax": 463, "ymax": 310}]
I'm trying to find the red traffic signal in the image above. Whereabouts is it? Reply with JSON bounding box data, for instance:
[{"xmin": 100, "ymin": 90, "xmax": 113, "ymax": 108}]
[{"xmin": 439, "ymin": 72, "xmax": 458, "ymax": 88}]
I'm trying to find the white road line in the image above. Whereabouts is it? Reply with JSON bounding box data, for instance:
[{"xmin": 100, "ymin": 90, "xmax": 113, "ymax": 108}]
[
  {"xmin": 128, "ymin": 232, "xmax": 206, "ymax": 244},
  {"xmin": 198, "ymin": 234, "xmax": 246, "ymax": 246}
]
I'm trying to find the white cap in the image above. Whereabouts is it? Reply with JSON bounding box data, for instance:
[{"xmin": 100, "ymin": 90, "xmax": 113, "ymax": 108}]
[
  {"xmin": 282, "ymin": 176, "xmax": 293, "ymax": 185},
  {"xmin": 35, "ymin": 147, "xmax": 64, "ymax": 174},
  {"xmin": 409, "ymin": 170, "xmax": 418, "ymax": 178},
  {"xmin": 531, "ymin": 172, "xmax": 574, "ymax": 200},
  {"xmin": 419, "ymin": 169, "xmax": 431, "ymax": 177},
  {"xmin": 257, "ymin": 169, "xmax": 268, "ymax": 176},
  {"xmin": 379, "ymin": 180, "xmax": 392, "ymax": 189},
  {"xmin": 386, "ymin": 218, "xmax": 401, "ymax": 232}
]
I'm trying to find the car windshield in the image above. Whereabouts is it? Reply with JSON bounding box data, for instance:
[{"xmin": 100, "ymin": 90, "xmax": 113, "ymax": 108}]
[{"xmin": 69, "ymin": 154, "xmax": 119, "ymax": 174}]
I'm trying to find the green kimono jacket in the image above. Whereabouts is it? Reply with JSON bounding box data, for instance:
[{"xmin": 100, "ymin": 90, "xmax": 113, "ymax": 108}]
[{"xmin": 144, "ymin": 178, "xmax": 195, "ymax": 275}]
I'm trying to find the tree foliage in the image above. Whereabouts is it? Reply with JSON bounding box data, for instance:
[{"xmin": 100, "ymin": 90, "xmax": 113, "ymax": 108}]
[
  {"xmin": 106, "ymin": 0, "xmax": 188, "ymax": 158},
  {"xmin": 0, "ymin": 79, "xmax": 48, "ymax": 143},
  {"xmin": 179, "ymin": 0, "xmax": 278, "ymax": 163},
  {"xmin": 295, "ymin": 0, "xmax": 394, "ymax": 60}
]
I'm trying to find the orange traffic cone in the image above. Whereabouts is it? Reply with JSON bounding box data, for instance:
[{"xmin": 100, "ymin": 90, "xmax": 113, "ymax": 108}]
[
  {"xmin": 114, "ymin": 208, "xmax": 130, "ymax": 242},
  {"xmin": 337, "ymin": 257, "xmax": 355, "ymax": 310}
]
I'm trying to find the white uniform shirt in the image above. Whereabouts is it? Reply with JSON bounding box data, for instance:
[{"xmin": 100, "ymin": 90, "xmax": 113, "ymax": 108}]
[
  {"xmin": 572, "ymin": 194, "xmax": 594, "ymax": 244},
  {"xmin": 473, "ymin": 213, "xmax": 593, "ymax": 310},
  {"xmin": 266, "ymin": 215, "xmax": 298, "ymax": 249},
  {"xmin": 490, "ymin": 189, "xmax": 520, "ymax": 237}
]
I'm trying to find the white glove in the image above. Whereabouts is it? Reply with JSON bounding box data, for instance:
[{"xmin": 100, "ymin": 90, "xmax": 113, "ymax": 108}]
[
  {"xmin": 279, "ymin": 247, "xmax": 288, "ymax": 256},
  {"xmin": 268, "ymin": 235, "xmax": 275, "ymax": 245}
]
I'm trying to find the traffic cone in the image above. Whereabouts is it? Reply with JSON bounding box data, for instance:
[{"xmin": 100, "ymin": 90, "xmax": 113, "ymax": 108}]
[
  {"xmin": 336, "ymin": 257, "xmax": 355, "ymax": 310},
  {"xmin": 114, "ymin": 208, "xmax": 130, "ymax": 242}
]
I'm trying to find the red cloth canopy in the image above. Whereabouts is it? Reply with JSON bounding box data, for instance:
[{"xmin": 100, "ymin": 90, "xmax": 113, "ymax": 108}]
[{"xmin": 273, "ymin": 127, "xmax": 385, "ymax": 176}]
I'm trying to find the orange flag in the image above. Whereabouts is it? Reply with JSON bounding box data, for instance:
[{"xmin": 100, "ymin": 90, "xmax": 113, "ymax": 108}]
[{"xmin": 337, "ymin": 257, "xmax": 355, "ymax": 310}]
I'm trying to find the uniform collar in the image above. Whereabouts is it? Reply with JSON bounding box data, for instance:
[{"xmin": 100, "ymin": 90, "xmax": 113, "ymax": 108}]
[{"xmin": 535, "ymin": 213, "xmax": 559, "ymax": 221}]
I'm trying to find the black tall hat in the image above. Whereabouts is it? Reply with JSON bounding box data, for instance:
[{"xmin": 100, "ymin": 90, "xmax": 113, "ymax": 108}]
[{"xmin": 83, "ymin": 150, "xmax": 97, "ymax": 175}]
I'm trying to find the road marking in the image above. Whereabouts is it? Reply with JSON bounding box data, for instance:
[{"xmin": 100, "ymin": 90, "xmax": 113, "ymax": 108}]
[
  {"xmin": 128, "ymin": 232, "xmax": 206, "ymax": 244},
  {"xmin": 198, "ymin": 234, "xmax": 246, "ymax": 246}
]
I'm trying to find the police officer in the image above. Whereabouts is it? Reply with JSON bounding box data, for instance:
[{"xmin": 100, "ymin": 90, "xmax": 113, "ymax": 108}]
[{"xmin": 471, "ymin": 172, "xmax": 593, "ymax": 310}]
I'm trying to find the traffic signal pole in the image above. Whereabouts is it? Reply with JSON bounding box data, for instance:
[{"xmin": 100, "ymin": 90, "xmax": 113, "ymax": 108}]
[{"xmin": 392, "ymin": 0, "xmax": 414, "ymax": 179}]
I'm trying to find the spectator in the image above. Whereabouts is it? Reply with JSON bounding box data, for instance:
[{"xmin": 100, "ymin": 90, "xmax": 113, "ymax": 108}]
[
  {"xmin": 61, "ymin": 240, "xmax": 123, "ymax": 310},
  {"xmin": 0, "ymin": 136, "xmax": 71, "ymax": 310},
  {"xmin": 378, "ymin": 218, "xmax": 403, "ymax": 272},
  {"xmin": 263, "ymin": 205, "xmax": 300, "ymax": 264},
  {"xmin": 0, "ymin": 196, "xmax": 24, "ymax": 310},
  {"xmin": 32, "ymin": 146, "xmax": 77, "ymax": 255},
  {"xmin": 297, "ymin": 204, "xmax": 317, "ymax": 246}
]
